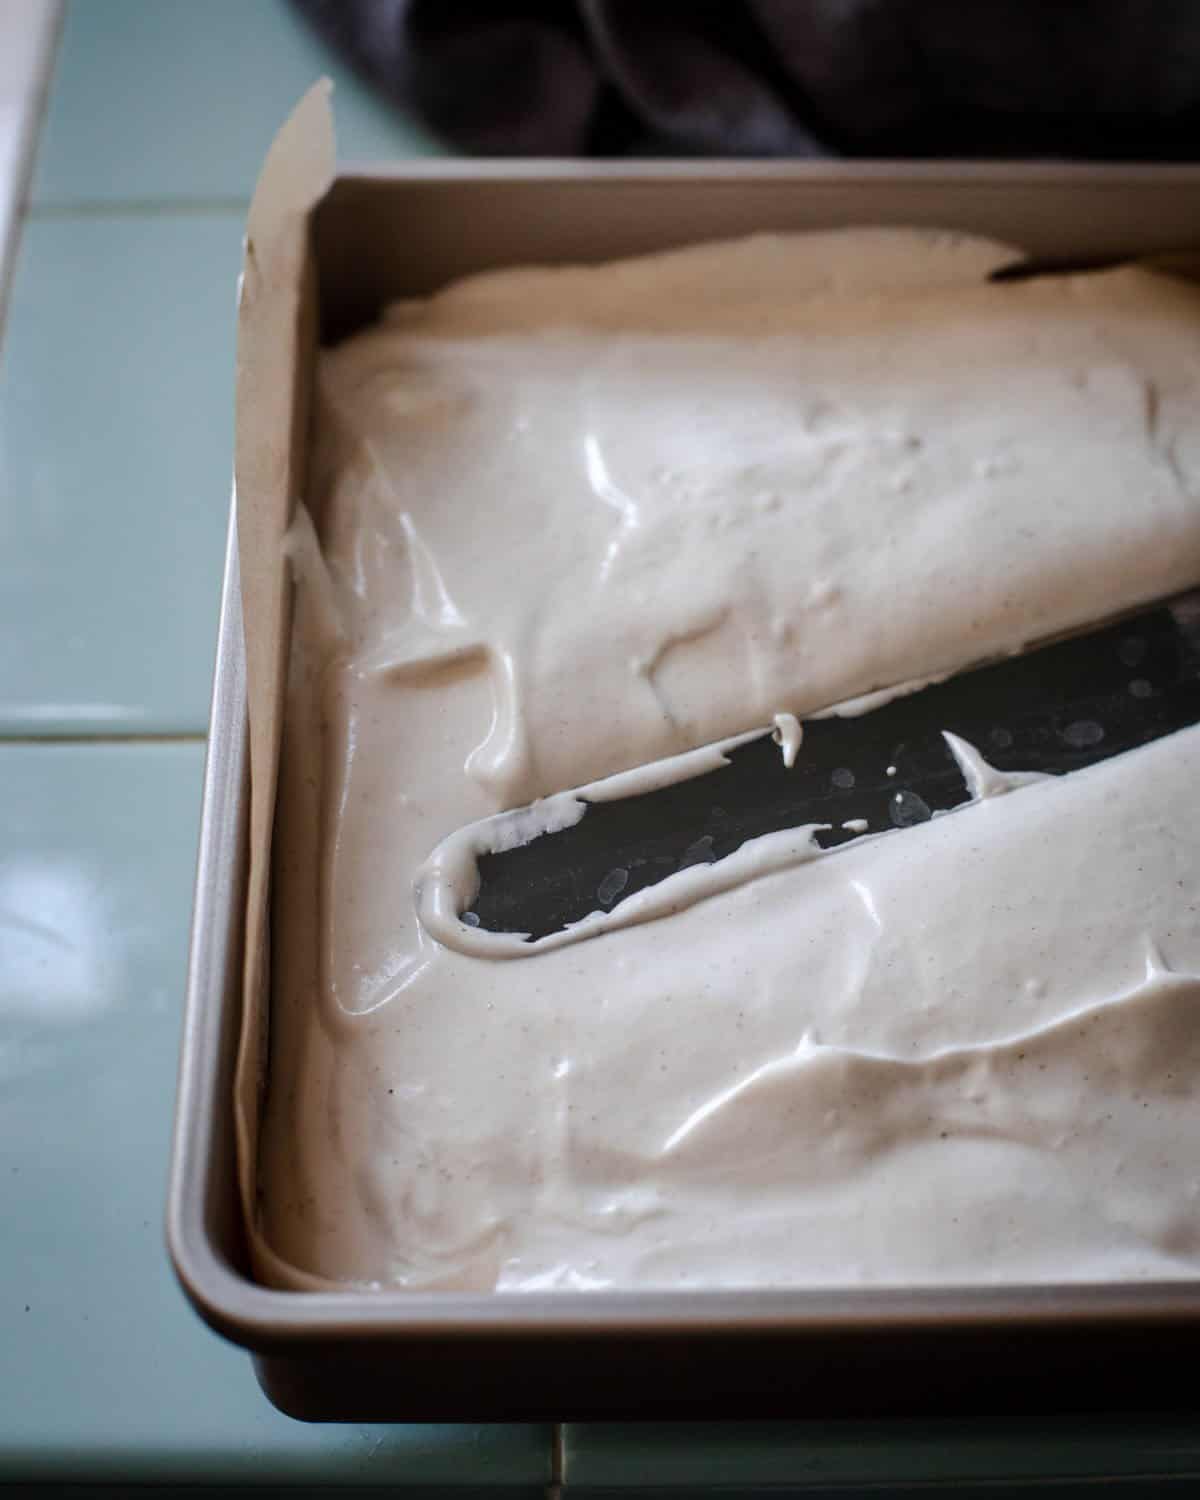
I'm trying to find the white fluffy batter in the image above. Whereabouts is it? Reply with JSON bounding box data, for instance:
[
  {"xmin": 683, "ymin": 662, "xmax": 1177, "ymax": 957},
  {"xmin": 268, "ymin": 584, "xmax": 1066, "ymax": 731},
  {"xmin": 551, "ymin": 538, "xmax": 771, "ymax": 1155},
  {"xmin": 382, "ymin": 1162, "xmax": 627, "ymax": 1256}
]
[{"xmin": 258, "ymin": 229, "xmax": 1200, "ymax": 1291}]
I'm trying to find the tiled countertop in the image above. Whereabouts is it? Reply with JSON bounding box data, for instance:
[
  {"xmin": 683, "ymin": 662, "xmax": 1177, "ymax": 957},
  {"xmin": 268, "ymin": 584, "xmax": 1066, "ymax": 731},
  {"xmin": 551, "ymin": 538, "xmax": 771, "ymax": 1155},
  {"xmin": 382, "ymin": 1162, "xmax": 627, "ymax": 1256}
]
[{"xmin": 2, "ymin": 1, "xmax": 1199, "ymax": 1493}]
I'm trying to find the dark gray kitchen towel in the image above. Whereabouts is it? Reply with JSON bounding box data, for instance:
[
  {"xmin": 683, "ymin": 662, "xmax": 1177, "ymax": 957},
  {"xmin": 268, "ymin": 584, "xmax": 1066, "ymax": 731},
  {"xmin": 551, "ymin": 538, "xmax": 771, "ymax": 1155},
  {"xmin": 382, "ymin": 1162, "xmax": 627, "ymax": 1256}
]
[{"xmin": 291, "ymin": 0, "xmax": 1200, "ymax": 158}]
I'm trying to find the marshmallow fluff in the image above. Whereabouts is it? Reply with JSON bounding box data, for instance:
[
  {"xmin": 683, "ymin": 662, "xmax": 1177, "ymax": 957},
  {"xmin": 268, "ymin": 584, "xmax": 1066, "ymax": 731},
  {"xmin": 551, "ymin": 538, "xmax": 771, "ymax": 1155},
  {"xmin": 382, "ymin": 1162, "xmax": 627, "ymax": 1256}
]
[{"xmin": 258, "ymin": 229, "xmax": 1200, "ymax": 1292}]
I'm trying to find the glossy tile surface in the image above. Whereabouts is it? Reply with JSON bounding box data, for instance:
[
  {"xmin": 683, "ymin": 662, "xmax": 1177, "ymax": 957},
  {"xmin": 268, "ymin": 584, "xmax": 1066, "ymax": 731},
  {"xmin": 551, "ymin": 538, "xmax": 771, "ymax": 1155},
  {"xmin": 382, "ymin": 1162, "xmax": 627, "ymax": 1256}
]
[
  {"xmin": 0, "ymin": 742, "xmax": 548, "ymax": 1487},
  {"xmin": 0, "ymin": 211, "xmax": 242, "ymax": 734},
  {"xmin": 33, "ymin": 0, "xmax": 442, "ymax": 207},
  {"xmin": 563, "ymin": 1420, "xmax": 1200, "ymax": 1492}
]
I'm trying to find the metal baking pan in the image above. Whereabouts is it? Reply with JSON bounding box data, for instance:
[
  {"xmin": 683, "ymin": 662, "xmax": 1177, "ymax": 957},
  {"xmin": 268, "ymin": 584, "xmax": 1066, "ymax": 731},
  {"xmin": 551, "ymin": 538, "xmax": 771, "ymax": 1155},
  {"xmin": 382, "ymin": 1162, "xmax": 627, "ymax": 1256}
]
[{"xmin": 168, "ymin": 156, "xmax": 1200, "ymax": 1422}]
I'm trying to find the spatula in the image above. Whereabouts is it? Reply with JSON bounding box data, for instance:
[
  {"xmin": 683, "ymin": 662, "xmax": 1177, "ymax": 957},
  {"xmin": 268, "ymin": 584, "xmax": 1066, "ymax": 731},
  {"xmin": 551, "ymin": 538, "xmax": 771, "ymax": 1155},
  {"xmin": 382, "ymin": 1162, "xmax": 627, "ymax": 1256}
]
[{"xmin": 429, "ymin": 593, "xmax": 1200, "ymax": 944}]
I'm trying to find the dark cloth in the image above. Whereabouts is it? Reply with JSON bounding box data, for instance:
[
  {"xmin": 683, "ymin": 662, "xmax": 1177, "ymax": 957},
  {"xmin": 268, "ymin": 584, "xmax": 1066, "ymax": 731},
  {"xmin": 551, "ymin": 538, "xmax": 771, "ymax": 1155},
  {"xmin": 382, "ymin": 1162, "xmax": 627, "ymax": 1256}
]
[{"xmin": 292, "ymin": 0, "xmax": 1200, "ymax": 158}]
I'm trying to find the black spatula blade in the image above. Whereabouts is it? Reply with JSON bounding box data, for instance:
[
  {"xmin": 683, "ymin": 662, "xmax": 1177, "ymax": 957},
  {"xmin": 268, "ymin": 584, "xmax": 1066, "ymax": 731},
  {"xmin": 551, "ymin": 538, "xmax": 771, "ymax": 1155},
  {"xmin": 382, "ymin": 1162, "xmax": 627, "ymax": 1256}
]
[{"xmin": 469, "ymin": 595, "xmax": 1200, "ymax": 942}]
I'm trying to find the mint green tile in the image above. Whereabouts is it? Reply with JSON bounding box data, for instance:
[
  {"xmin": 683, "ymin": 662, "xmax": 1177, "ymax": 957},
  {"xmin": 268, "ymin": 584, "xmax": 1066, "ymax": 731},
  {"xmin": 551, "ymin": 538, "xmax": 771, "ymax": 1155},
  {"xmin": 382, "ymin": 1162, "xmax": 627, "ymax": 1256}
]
[
  {"xmin": 0, "ymin": 742, "xmax": 549, "ymax": 1486},
  {"xmin": 34, "ymin": 0, "xmax": 442, "ymax": 206},
  {"xmin": 0, "ymin": 211, "xmax": 242, "ymax": 734},
  {"xmin": 563, "ymin": 1420, "xmax": 1200, "ymax": 1492}
]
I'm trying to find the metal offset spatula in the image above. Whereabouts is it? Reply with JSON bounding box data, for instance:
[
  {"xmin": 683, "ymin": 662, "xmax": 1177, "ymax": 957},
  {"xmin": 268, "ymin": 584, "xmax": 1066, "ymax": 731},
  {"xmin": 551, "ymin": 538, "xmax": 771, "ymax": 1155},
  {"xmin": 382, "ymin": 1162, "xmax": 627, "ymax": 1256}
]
[{"xmin": 461, "ymin": 593, "xmax": 1200, "ymax": 942}]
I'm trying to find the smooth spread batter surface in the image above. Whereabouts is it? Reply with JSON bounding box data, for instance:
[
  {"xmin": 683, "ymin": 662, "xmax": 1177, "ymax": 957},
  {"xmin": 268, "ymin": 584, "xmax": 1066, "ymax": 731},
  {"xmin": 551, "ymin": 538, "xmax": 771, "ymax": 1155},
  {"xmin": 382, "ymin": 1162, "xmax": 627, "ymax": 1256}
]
[{"xmin": 260, "ymin": 229, "xmax": 1200, "ymax": 1291}]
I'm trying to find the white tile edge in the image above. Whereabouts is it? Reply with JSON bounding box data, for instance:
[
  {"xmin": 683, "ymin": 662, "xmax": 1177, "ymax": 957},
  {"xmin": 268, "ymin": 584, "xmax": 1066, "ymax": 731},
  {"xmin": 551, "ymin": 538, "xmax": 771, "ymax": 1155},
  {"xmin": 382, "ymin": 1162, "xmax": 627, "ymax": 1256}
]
[{"xmin": 0, "ymin": 0, "xmax": 62, "ymax": 339}]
